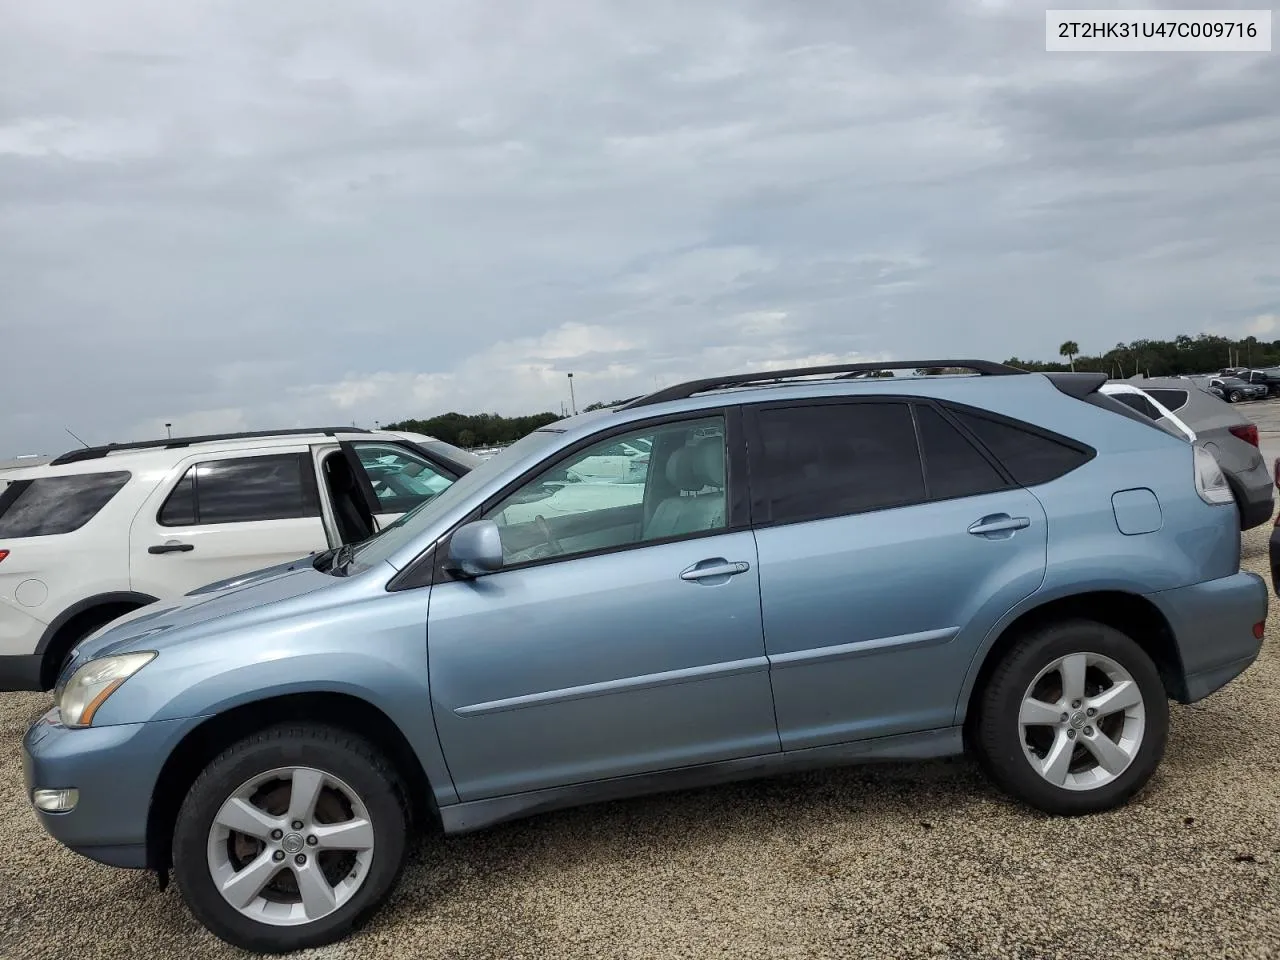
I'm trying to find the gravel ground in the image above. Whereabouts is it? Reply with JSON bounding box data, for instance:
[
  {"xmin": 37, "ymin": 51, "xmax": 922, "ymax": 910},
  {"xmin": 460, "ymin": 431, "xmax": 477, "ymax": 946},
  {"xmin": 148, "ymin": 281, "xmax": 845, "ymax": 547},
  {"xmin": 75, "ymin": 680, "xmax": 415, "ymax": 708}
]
[{"xmin": 2, "ymin": 536, "xmax": 1278, "ymax": 959}]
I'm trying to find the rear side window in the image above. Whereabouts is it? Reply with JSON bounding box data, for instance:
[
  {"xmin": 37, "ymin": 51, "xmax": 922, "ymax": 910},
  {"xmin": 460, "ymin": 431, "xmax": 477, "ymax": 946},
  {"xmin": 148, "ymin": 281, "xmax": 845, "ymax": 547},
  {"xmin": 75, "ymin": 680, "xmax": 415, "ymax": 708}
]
[
  {"xmin": 158, "ymin": 453, "xmax": 320, "ymax": 526},
  {"xmin": 0, "ymin": 472, "xmax": 131, "ymax": 537},
  {"xmin": 751, "ymin": 402, "xmax": 925, "ymax": 524},
  {"xmin": 1109, "ymin": 393, "xmax": 1163, "ymax": 421},
  {"xmin": 1144, "ymin": 388, "xmax": 1189, "ymax": 412},
  {"xmin": 914, "ymin": 405, "xmax": 1008, "ymax": 500},
  {"xmin": 950, "ymin": 410, "xmax": 1091, "ymax": 486}
]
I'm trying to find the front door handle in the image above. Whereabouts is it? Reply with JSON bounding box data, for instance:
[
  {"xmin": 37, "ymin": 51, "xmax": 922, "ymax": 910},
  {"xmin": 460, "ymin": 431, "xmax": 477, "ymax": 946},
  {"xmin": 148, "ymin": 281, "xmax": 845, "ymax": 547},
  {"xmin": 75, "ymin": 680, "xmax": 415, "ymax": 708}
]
[
  {"xmin": 680, "ymin": 560, "xmax": 751, "ymax": 581},
  {"xmin": 967, "ymin": 515, "xmax": 1030, "ymax": 536},
  {"xmin": 148, "ymin": 542, "xmax": 195, "ymax": 554}
]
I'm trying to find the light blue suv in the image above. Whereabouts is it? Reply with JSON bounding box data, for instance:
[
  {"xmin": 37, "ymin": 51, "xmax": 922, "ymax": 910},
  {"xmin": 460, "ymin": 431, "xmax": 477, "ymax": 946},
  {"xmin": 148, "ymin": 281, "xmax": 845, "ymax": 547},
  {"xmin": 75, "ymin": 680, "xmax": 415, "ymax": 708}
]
[{"xmin": 24, "ymin": 361, "xmax": 1268, "ymax": 953}]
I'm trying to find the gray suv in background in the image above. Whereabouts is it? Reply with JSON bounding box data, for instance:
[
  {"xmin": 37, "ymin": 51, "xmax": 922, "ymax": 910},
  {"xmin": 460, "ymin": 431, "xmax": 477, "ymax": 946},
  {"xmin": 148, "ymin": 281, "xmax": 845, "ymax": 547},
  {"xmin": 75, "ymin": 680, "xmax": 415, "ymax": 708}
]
[{"xmin": 1114, "ymin": 377, "xmax": 1274, "ymax": 529}]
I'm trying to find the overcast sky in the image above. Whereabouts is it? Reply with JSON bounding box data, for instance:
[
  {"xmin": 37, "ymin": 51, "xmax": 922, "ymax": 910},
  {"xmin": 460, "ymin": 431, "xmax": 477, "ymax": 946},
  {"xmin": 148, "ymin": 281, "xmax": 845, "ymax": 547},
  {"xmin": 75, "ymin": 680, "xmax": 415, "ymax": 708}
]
[{"xmin": 2, "ymin": 0, "xmax": 1278, "ymax": 455}]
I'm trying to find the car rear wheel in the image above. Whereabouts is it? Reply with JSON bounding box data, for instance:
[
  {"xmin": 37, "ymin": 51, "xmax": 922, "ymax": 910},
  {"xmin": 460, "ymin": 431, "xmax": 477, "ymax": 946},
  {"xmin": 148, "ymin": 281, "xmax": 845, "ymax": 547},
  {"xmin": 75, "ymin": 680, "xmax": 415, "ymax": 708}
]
[
  {"xmin": 972, "ymin": 619, "xmax": 1168, "ymax": 815},
  {"xmin": 172, "ymin": 725, "xmax": 408, "ymax": 953}
]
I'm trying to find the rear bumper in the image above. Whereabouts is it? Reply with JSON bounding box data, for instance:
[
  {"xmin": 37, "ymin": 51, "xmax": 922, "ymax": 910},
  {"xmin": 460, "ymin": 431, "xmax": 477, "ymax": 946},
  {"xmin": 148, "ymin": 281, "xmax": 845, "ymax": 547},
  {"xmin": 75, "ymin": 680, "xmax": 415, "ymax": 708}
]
[
  {"xmin": 1149, "ymin": 571, "xmax": 1268, "ymax": 703},
  {"xmin": 22, "ymin": 708, "xmax": 202, "ymax": 869},
  {"xmin": 1230, "ymin": 457, "xmax": 1275, "ymax": 531}
]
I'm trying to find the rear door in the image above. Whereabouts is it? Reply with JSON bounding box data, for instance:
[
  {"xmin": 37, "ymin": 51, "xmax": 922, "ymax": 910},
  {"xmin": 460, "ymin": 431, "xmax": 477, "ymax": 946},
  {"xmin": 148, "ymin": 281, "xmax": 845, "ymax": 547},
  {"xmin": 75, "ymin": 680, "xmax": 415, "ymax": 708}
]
[
  {"xmin": 747, "ymin": 399, "xmax": 1049, "ymax": 750},
  {"xmin": 129, "ymin": 449, "xmax": 328, "ymax": 597}
]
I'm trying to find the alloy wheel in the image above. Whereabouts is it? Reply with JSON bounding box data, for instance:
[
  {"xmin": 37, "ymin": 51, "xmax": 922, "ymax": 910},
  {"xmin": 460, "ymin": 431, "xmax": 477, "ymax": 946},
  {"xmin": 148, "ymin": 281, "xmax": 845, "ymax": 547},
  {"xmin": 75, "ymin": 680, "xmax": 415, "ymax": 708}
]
[
  {"xmin": 206, "ymin": 766, "xmax": 375, "ymax": 927},
  {"xmin": 1018, "ymin": 652, "xmax": 1146, "ymax": 792}
]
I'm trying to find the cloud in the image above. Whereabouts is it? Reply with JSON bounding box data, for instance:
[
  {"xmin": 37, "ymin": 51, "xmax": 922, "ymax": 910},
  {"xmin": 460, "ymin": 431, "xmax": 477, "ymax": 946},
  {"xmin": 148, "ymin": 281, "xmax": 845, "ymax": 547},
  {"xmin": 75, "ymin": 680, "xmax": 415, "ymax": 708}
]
[{"xmin": 2, "ymin": 0, "xmax": 1278, "ymax": 454}]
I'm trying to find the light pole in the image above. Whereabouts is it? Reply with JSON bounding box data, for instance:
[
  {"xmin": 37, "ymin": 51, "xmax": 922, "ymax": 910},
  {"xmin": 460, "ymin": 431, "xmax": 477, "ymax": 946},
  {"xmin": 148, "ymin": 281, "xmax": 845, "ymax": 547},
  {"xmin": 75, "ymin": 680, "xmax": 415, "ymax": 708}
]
[
  {"xmin": 567, "ymin": 372, "xmax": 577, "ymax": 415},
  {"xmin": 164, "ymin": 422, "xmax": 172, "ymax": 439}
]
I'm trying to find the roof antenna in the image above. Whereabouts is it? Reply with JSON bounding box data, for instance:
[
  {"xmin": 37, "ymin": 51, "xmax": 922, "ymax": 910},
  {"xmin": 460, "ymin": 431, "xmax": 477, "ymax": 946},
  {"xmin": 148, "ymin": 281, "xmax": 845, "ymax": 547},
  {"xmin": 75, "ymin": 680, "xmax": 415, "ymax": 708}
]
[{"xmin": 64, "ymin": 427, "xmax": 90, "ymax": 448}]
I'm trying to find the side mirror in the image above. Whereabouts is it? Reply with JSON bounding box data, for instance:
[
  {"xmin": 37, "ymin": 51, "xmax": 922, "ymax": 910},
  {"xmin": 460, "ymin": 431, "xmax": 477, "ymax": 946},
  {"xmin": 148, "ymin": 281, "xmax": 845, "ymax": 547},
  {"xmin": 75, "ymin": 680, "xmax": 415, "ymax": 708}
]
[{"xmin": 447, "ymin": 520, "xmax": 504, "ymax": 577}]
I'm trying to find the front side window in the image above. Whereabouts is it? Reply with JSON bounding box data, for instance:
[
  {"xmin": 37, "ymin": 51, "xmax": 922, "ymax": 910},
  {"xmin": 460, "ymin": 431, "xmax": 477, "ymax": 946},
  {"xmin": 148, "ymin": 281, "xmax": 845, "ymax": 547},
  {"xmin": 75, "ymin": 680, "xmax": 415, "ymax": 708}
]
[
  {"xmin": 350, "ymin": 442, "xmax": 455, "ymax": 515},
  {"xmin": 158, "ymin": 453, "xmax": 320, "ymax": 526},
  {"xmin": 0, "ymin": 472, "xmax": 131, "ymax": 537},
  {"xmin": 751, "ymin": 402, "xmax": 925, "ymax": 525},
  {"xmin": 484, "ymin": 416, "xmax": 726, "ymax": 565}
]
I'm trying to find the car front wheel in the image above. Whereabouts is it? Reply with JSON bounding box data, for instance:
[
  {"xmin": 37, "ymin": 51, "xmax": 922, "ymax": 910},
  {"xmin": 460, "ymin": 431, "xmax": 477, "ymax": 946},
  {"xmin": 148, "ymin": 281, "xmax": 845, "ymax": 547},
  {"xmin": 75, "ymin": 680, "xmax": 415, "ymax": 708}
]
[
  {"xmin": 172, "ymin": 725, "xmax": 408, "ymax": 953},
  {"xmin": 1228, "ymin": 390, "xmax": 1242, "ymax": 403},
  {"xmin": 972, "ymin": 619, "xmax": 1169, "ymax": 815}
]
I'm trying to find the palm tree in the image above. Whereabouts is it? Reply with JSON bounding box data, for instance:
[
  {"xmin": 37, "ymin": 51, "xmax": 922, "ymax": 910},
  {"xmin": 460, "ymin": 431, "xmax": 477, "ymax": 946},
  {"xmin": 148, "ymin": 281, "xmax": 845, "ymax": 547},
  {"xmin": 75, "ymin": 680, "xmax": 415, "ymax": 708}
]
[{"xmin": 1059, "ymin": 340, "xmax": 1079, "ymax": 372}]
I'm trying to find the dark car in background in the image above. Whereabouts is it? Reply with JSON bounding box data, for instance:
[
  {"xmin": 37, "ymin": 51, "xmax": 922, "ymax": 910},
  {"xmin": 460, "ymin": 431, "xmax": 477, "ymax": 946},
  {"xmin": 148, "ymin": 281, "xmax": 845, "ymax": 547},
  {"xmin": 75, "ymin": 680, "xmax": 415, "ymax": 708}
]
[
  {"xmin": 1117, "ymin": 377, "xmax": 1274, "ymax": 530},
  {"xmin": 1206, "ymin": 376, "xmax": 1268, "ymax": 403},
  {"xmin": 1237, "ymin": 368, "xmax": 1280, "ymax": 397}
]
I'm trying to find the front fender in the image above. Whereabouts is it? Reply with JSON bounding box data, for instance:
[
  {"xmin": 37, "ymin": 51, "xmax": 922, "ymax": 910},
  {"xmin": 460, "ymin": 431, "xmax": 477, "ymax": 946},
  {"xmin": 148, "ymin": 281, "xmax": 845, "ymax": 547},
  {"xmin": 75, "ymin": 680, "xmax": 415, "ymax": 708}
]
[{"xmin": 91, "ymin": 588, "xmax": 459, "ymax": 806}]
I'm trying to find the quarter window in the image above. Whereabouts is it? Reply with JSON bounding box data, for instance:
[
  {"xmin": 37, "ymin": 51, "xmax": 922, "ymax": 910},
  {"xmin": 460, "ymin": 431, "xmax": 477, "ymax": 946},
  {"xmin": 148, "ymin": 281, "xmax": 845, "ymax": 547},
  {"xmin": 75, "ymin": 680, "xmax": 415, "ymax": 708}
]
[
  {"xmin": 950, "ymin": 410, "xmax": 1091, "ymax": 486},
  {"xmin": 0, "ymin": 472, "xmax": 131, "ymax": 537},
  {"xmin": 158, "ymin": 453, "xmax": 320, "ymax": 526},
  {"xmin": 751, "ymin": 402, "xmax": 925, "ymax": 525},
  {"xmin": 1144, "ymin": 388, "xmax": 1189, "ymax": 412},
  {"xmin": 1109, "ymin": 393, "xmax": 1163, "ymax": 421},
  {"xmin": 914, "ymin": 405, "xmax": 1008, "ymax": 500},
  {"xmin": 484, "ymin": 417, "xmax": 726, "ymax": 565}
]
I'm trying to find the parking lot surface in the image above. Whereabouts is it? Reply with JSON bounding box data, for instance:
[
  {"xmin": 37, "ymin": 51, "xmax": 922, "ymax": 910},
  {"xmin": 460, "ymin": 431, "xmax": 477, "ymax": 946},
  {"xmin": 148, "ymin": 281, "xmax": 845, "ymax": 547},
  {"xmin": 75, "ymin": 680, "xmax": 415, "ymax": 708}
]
[{"xmin": 3, "ymin": 409, "xmax": 1280, "ymax": 960}]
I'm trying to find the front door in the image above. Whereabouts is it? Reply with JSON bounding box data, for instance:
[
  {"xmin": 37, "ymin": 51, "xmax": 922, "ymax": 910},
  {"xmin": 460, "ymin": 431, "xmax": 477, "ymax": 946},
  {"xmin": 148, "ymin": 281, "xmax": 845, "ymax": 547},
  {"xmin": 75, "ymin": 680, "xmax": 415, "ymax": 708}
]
[
  {"xmin": 746, "ymin": 399, "xmax": 1050, "ymax": 750},
  {"xmin": 427, "ymin": 412, "xmax": 781, "ymax": 801},
  {"xmin": 129, "ymin": 449, "xmax": 330, "ymax": 597}
]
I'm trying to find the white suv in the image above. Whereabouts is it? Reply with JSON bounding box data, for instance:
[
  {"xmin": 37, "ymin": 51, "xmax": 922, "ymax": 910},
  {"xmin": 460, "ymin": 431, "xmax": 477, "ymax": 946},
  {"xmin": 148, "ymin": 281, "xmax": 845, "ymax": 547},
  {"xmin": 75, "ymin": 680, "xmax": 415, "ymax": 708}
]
[{"xmin": 0, "ymin": 426, "xmax": 478, "ymax": 691}]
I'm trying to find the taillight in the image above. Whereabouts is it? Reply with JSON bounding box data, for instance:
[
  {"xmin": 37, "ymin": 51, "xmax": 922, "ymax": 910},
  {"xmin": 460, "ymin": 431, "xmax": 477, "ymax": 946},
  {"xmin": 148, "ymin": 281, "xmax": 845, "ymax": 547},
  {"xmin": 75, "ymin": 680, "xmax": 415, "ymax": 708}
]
[
  {"xmin": 1229, "ymin": 423, "xmax": 1259, "ymax": 447},
  {"xmin": 0, "ymin": 549, "xmax": 7, "ymax": 563}
]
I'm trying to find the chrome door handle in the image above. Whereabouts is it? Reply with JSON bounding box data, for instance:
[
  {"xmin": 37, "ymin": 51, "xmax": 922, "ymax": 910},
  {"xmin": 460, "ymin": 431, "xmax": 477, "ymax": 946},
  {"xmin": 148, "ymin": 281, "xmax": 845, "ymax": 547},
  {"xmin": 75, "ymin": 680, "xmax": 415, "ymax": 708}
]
[
  {"xmin": 680, "ymin": 560, "xmax": 751, "ymax": 581},
  {"xmin": 967, "ymin": 515, "xmax": 1030, "ymax": 536}
]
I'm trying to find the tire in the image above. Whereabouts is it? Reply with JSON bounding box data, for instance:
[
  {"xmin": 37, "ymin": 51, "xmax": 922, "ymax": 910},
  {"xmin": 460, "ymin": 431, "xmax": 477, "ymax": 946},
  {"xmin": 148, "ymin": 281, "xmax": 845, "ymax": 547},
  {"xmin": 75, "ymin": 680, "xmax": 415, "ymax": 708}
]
[
  {"xmin": 971, "ymin": 619, "xmax": 1168, "ymax": 816},
  {"xmin": 1228, "ymin": 390, "xmax": 1242, "ymax": 403},
  {"xmin": 172, "ymin": 725, "xmax": 409, "ymax": 953}
]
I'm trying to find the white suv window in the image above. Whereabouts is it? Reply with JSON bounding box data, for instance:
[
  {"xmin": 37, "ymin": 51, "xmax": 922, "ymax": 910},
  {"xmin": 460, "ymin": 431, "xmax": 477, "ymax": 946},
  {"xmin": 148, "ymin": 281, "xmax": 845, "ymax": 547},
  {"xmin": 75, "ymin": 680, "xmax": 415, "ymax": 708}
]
[
  {"xmin": 158, "ymin": 453, "xmax": 321, "ymax": 526},
  {"xmin": 0, "ymin": 471, "xmax": 131, "ymax": 537}
]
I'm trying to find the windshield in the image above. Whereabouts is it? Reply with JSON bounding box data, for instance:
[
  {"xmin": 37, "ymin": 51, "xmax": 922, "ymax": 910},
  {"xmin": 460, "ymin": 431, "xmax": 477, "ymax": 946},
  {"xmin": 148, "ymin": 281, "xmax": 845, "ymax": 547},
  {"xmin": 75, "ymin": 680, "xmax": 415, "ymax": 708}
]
[{"xmin": 343, "ymin": 428, "xmax": 564, "ymax": 574}]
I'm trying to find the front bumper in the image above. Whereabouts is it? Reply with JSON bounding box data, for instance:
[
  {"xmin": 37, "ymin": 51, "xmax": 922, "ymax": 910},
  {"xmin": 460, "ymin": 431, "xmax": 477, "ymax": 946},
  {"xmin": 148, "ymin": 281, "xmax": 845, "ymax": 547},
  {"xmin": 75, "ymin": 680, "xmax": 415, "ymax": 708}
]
[
  {"xmin": 22, "ymin": 707, "xmax": 201, "ymax": 869},
  {"xmin": 1150, "ymin": 570, "xmax": 1268, "ymax": 703}
]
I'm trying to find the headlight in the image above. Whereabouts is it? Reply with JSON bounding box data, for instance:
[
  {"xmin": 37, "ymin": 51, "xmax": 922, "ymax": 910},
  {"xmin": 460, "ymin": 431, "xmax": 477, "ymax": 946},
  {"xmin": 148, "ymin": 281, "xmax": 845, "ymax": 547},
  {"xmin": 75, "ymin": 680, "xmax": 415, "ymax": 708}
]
[{"xmin": 58, "ymin": 652, "xmax": 157, "ymax": 728}]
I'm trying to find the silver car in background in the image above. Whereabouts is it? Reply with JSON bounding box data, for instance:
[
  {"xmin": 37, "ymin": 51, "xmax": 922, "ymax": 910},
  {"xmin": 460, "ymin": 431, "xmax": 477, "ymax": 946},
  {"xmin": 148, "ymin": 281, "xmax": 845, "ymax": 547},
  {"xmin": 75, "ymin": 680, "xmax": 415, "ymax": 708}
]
[{"xmin": 1112, "ymin": 377, "xmax": 1274, "ymax": 529}]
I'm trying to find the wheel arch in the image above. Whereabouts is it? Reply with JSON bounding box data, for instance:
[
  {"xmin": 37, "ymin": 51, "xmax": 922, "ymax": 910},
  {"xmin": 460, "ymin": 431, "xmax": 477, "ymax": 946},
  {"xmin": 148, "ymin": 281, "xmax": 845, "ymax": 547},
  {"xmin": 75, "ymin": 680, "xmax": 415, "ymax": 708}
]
[
  {"xmin": 957, "ymin": 589, "xmax": 1185, "ymax": 727},
  {"xmin": 35, "ymin": 591, "xmax": 159, "ymax": 689},
  {"xmin": 145, "ymin": 690, "xmax": 437, "ymax": 873}
]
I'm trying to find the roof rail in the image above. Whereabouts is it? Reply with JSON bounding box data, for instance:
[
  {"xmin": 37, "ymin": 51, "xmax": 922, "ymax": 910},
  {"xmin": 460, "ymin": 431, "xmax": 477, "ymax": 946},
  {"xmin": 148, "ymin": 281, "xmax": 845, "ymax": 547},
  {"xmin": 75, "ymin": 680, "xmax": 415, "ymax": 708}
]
[
  {"xmin": 48, "ymin": 426, "xmax": 372, "ymax": 466},
  {"xmin": 619, "ymin": 360, "xmax": 1025, "ymax": 409}
]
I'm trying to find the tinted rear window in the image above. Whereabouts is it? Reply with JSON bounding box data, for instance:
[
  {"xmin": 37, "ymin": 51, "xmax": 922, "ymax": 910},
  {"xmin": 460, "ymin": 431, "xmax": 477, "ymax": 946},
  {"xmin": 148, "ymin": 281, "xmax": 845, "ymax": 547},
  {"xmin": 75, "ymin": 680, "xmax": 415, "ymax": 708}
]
[
  {"xmin": 1110, "ymin": 393, "xmax": 1163, "ymax": 421},
  {"xmin": 950, "ymin": 411, "xmax": 1091, "ymax": 486},
  {"xmin": 0, "ymin": 472, "xmax": 131, "ymax": 537},
  {"xmin": 751, "ymin": 402, "xmax": 925, "ymax": 524},
  {"xmin": 1143, "ymin": 388, "xmax": 1189, "ymax": 412},
  {"xmin": 158, "ymin": 453, "xmax": 320, "ymax": 526},
  {"xmin": 914, "ymin": 405, "xmax": 1008, "ymax": 500}
]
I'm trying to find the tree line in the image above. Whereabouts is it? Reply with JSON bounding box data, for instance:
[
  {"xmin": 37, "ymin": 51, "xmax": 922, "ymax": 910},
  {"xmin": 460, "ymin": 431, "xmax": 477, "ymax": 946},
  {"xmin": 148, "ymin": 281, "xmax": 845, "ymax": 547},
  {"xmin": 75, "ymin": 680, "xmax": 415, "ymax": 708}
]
[
  {"xmin": 1008, "ymin": 333, "xmax": 1276, "ymax": 378},
  {"xmin": 386, "ymin": 333, "xmax": 1278, "ymax": 448}
]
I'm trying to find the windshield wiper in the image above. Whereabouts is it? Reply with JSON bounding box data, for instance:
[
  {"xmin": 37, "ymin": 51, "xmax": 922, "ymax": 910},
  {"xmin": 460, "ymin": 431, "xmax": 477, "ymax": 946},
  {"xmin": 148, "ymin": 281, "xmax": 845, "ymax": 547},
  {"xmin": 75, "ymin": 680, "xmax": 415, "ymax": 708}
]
[{"xmin": 330, "ymin": 542, "xmax": 357, "ymax": 577}]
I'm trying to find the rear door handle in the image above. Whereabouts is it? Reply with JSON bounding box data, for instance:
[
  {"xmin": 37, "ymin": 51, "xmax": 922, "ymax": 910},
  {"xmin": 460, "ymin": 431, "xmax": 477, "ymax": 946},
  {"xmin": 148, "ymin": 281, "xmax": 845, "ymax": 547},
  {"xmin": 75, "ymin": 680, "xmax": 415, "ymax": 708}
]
[
  {"xmin": 967, "ymin": 515, "xmax": 1030, "ymax": 536},
  {"xmin": 148, "ymin": 542, "xmax": 194, "ymax": 554},
  {"xmin": 680, "ymin": 560, "xmax": 751, "ymax": 581}
]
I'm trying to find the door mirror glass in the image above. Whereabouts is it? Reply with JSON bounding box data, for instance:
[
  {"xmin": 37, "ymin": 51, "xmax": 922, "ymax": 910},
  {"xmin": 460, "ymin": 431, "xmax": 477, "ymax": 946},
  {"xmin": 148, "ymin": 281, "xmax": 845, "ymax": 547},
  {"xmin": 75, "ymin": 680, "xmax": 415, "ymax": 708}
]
[{"xmin": 448, "ymin": 520, "xmax": 504, "ymax": 577}]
